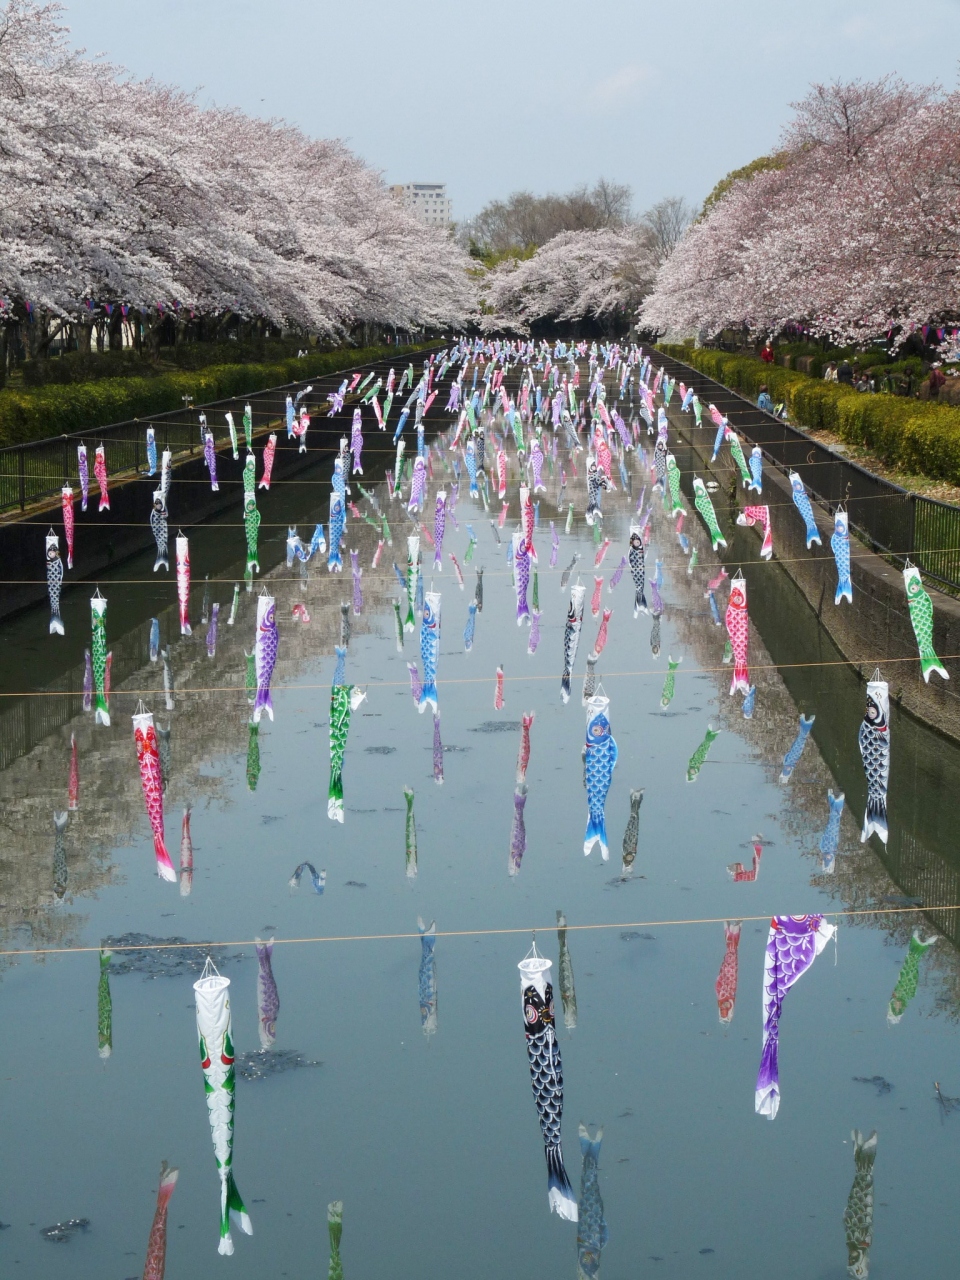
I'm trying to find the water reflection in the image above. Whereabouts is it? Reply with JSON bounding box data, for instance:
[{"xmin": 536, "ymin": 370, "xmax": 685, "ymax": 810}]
[
  {"xmin": 576, "ymin": 1124, "xmax": 607, "ymax": 1280},
  {"xmin": 715, "ymin": 921, "xmax": 741, "ymax": 1024},
  {"xmin": 417, "ymin": 918, "xmax": 437, "ymax": 1037},
  {"xmin": 255, "ymin": 937, "xmax": 279, "ymax": 1050},
  {"xmin": 888, "ymin": 932, "xmax": 938, "ymax": 1025},
  {"xmin": 52, "ymin": 810, "xmax": 68, "ymax": 900},
  {"xmin": 404, "ymin": 786, "xmax": 418, "ymax": 879},
  {"xmin": 556, "ymin": 911, "xmax": 578, "ymax": 1031},
  {"xmin": 97, "ymin": 946, "xmax": 112, "ymax": 1059},
  {"xmin": 844, "ymin": 1130, "xmax": 878, "ymax": 1278},
  {"xmin": 142, "ymin": 1161, "xmax": 178, "ymax": 1280},
  {"xmin": 179, "ymin": 806, "xmax": 193, "ymax": 895},
  {"xmin": 288, "ymin": 862, "xmax": 325, "ymax": 895},
  {"xmin": 6, "ymin": 349, "xmax": 960, "ymax": 1276},
  {"xmin": 327, "ymin": 1201, "xmax": 344, "ymax": 1280},
  {"xmin": 819, "ymin": 790, "xmax": 846, "ymax": 874}
]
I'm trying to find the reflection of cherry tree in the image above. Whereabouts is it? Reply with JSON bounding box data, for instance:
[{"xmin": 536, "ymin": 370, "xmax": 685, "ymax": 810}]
[
  {"xmin": 0, "ymin": 1, "xmax": 474, "ymax": 338},
  {"xmin": 641, "ymin": 77, "xmax": 960, "ymax": 345},
  {"xmin": 481, "ymin": 229, "xmax": 656, "ymax": 333}
]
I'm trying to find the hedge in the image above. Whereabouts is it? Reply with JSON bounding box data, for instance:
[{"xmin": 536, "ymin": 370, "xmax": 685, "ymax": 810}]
[
  {"xmin": 0, "ymin": 344, "xmax": 428, "ymax": 447},
  {"xmin": 658, "ymin": 344, "xmax": 960, "ymax": 486},
  {"xmin": 18, "ymin": 337, "xmax": 314, "ymax": 387}
]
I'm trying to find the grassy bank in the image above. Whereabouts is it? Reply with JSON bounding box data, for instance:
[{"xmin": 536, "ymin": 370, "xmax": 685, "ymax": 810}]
[
  {"xmin": 659, "ymin": 344, "xmax": 960, "ymax": 489},
  {"xmin": 0, "ymin": 344, "xmax": 428, "ymax": 447}
]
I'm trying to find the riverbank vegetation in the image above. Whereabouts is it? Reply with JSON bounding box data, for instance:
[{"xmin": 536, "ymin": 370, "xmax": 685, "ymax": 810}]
[
  {"xmin": 661, "ymin": 344, "xmax": 960, "ymax": 491},
  {"xmin": 0, "ymin": 1, "xmax": 471, "ymax": 389},
  {"xmin": 0, "ymin": 344, "xmax": 424, "ymax": 446}
]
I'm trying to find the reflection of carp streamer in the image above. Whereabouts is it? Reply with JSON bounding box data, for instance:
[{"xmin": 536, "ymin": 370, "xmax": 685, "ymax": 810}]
[
  {"xmin": 887, "ymin": 931, "xmax": 937, "ymax": 1025},
  {"xmin": 556, "ymin": 912, "xmax": 578, "ymax": 1031},
  {"xmin": 577, "ymin": 1125, "xmax": 608, "ymax": 1280},
  {"xmin": 418, "ymin": 918, "xmax": 437, "ymax": 1036},
  {"xmin": 844, "ymin": 1130, "xmax": 877, "ymax": 1279}
]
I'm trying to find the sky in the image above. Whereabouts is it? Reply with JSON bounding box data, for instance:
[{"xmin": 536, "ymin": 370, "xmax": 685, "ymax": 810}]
[{"xmin": 62, "ymin": 0, "xmax": 960, "ymax": 222}]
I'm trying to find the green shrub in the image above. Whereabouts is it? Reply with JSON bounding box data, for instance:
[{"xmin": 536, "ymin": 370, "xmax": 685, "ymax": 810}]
[
  {"xmin": 21, "ymin": 349, "xmax": 147, "ymax": 386},
  {"xmin": 163, "ymin": 338, "xmax": 313, "ymax": 372},
  {"xmin": 657, "ymin": 344, "xmax": 960, "ymax": 486},
  {"xmin": 19, "ymin": 337, "xmax": 363, "ymax": 387},
  {"xmin": 0, "ymin": 344, "xmax": 427, "ymax": 446}
]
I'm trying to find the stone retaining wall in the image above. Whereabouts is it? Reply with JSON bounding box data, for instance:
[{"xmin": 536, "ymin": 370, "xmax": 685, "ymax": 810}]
[{"xmin": 664, "ymin": 397, "xmax": 960, "ymax": 743}]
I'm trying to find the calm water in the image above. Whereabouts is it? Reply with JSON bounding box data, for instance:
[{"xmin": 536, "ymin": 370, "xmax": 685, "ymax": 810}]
[{"xmin": 2, "ymin": 389, "xmax": 960, "ymax": 1280}]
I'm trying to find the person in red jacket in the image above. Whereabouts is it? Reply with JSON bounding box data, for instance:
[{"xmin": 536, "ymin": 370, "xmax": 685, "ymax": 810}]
[{"xmin": 760, "ymin": 340, "xmax": 774, "ymax": 364}]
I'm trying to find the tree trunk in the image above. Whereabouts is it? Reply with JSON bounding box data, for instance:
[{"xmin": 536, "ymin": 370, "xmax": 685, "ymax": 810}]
[
  {"xmin": 75, "ymin": 319, "xmax": 93, "ymax": 356},
  {"xmin": 14, "ymin": 303, "xmax": 46, "ymax": 360},
  {"xmin": 108, "ymin": 310, "xmax": 124, "ymax": 350},
  {"xmin": 142, "ymin": 310, "xmax": 162, "ymax": 361},
  {"xmin": 36, "ymin": 317, "xmax": 68, "ymax": 358}
]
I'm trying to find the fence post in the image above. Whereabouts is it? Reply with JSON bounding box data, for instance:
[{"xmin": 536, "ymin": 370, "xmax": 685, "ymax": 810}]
[
  {"xmin": 62, "ymin": 436, "xmax": 69, "ymax": 486},
  {"xmin": 18, "ymin": 447, "xmax": 25, "ymax": 511}
]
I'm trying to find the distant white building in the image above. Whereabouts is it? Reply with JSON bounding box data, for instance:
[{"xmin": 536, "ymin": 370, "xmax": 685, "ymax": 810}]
[{"xmin": 390, "ymin": 183, "xmax": 452, "ymax": 229}]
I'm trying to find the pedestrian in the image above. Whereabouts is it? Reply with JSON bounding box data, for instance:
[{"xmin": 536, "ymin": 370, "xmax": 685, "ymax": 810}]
[
  {"xmin": 760, "ymin": 340, "xmax": 774, "ymax": 364},
  {"xmin": 837, "ymin": 359, "xmax": 853, "ymax": 386},
  {"xmin": 757, "ymin": 384, "xmax": 773, "ymax": 412}
]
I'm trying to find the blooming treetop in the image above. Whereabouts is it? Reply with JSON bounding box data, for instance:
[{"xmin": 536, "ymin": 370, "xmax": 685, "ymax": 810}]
[
  {"xmin": 481, "ymin": 229, "xmax": 656, "ymax": 333},
  {"xmin": 640, "ymin": 77, "xmax": 960, "ymax": 345},
  {"xmin": 0, "ymin": 1, "xmax": 474, "ymax": 333}
]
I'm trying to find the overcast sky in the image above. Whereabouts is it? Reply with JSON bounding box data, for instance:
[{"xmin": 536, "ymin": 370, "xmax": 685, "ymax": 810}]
[{"xmin": 63, "ymin": 0, "xmax": 960, "ymax": 221}]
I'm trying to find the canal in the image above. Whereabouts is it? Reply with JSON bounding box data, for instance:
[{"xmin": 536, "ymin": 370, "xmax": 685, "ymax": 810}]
[{"xmin": 0, "ymin": 355, "xmax": 958, "ymax": 1279}]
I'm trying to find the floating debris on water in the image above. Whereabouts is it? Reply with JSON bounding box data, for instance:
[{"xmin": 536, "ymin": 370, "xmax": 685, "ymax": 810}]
[
  {"xmin": 235, "ymin": 1050, "xmax": 321, "ymax": 1081},
  {"xmin": 102, "ymin": 934, "xmax": 241, "ymax": 978},
  {"xmin": 853, "ymin": 1075, "xmax": 893, "ymax": 1095},
  {"xmin": 40, "ymin": 1218, "xmax": 90, "ymax": 1243},
  {"xmin": 470, "ymin": 720, "xmax": 523, "ymax": 733}
]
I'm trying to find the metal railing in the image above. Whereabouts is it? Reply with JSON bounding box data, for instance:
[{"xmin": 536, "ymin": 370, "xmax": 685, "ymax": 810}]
[
  {"xmin": 0, "ymin": 346, "xmax": 436, "ymax": 519},
  {"xmin": 654, "ymin": 348, "xmax": 960, "ymax": 592}
]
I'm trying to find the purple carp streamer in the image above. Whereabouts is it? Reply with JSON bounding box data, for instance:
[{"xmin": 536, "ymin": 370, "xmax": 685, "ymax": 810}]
[{"xmin": 755, "ymin": 915, "xmax": 835, "ymax": 1120}]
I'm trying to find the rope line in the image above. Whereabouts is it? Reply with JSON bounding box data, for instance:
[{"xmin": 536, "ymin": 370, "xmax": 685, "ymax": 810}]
[
  {"xmin": 0, "ymin": 649, "xmax": 950, "ymax": 699},
  {"xmin": 2, "ymin": 903, "xmax": 952, "ymax": 959},
  {"xmin": 8, "ymin": 536, "xmax": 960, "ymax": 586},
  {"xmin": 4, "ymin": 454, "xmax": 950, "ymax": 499}
]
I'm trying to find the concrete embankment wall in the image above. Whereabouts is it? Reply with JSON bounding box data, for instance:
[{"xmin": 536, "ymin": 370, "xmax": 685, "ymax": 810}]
[{"xmin": 657, "ymin": 355, "xmax": 960, "ymax": 744}]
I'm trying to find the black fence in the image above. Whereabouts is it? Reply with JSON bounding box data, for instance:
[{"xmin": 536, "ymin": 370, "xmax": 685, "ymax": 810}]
[
  {"xmin": 0, "ymin": 347, "xmax": 438, "ymax": 519},
  {"xmin": 654, "ymin": 348, "xmax": 960, "ymax": 592}
]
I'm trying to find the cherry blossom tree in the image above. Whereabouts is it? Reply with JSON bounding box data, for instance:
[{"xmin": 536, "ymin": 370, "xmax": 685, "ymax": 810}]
[
  {"xmin": 0, "ymin": 0, "xmax": 474, "ymax": 348},
  {"xmin": 481, "ymin": 228, "xmax": 656, "ymax": 333},
  {"xmin": 640, "ymin": 77, "xmax": 960, "ymax": 346}
]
